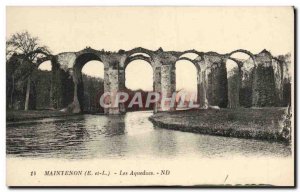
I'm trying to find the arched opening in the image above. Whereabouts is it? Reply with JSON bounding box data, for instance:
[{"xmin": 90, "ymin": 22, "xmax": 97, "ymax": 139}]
[
  {"xmin": 226, "ymin": 59, "xmax": 240, "ymax": 108},
  {"xmin": 179, "ymin": 52, "xmax": 200, "ymax": 60},
  {"xmin": 227, "ymin": 52, "xmax": 255, "ymax": 108},
  {"xmin": 34, "ymin": 60, "xmax": 52, "ymax": 109},
  {"xmin": 124, "ymin": 60, "xmax": 153, "ymax": 111},
  {"xmin": 81, "ymin": 61, "xmax": 104, "ymax": 113},
  {"xmin": 38, "ymin": 61, "xmax": 52, "ymax": 71},
  {"xmin": 175, "ymin": 60, "xmax": 198, "ymax": 110},
  {"xmin": 130, "ymin": 52, "xmax": 151, "ymax": 58},
  {"xmin": 74, "ymin": 53, "xmax": 104, "ymax": 113}
]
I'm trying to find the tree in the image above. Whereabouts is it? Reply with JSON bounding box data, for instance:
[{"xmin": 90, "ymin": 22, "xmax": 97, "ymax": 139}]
[{"xmin": 6, "ymin": 31, "xmax": 50, "ymax": 110}]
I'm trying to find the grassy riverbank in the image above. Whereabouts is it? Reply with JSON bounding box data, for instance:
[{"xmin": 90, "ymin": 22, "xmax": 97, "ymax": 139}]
[
  {"xmin": 149, "ymin": 108, "xmax": 291, "ymax": 143},
  {"xmin": 6, "ymin": 110, "xmax": 76, "ymax": 122}
]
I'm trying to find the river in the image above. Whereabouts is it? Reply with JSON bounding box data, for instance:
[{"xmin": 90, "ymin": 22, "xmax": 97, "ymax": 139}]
[{"xmin": 6, "ymin": 111, "xmax": 291, "ymax": 160}]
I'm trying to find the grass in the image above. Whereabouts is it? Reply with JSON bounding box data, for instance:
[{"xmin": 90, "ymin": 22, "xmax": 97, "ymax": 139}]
[{"xmin": 149, "ymin": 107, "xmax": 291, "ymax": 143}]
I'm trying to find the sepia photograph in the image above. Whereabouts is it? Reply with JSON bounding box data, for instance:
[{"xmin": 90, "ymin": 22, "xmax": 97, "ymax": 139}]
[{"xmin": 5, "ymin": 6, "xmax": 295, "ymax": 187}]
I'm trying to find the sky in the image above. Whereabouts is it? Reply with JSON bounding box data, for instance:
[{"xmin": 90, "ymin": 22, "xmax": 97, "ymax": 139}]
[{"xmin": 8, "ymin": 7, "xmax": 294, "ymax": 91}]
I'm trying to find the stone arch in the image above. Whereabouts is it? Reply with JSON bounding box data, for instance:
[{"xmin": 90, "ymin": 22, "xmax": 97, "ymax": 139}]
[
  {"xmin": 23, "ymin": 50, "xmax": 53, "ymax": 69},
  {"xmin": 25, "ymin": 49, "xmax": 52, "ymax": 58},
  {"xmin": 178, "ymin": 50, "xmax": 203, "ymax": 69},
  {"xmin": 227, "ymin": 49, "xmax": 256, "ymax": 67},
  {"xmin": 124, "ymin": 57, "xmax": 154, "ymax": 90},
  {"xmin": 123, "ymin": 58, "xmax": 154, "ymax": 111},
  {"xmin": 34, "ymin": 59, "xmax": 53, "ymax": 109},
  {"xmin": 176, "ymin": 57, "xmax": 200, "ymax": 72},
  {"xmin": 124, "ymin": 47, "xmax": 154, "ymax": 67},
  {"xmin": 226, "ymin": 57, "xmax": 243, "ymax": 68},
  {"xmin": 74, "ymin": 52, "xmax": 103, "ymax": 71},
  {"xmin": 123, "ymin": 49, "xmax": 155, "ymax": 92},
  {"xmin": 225, "ymin": 51, "xmax": 256, "ymax": 108},
  {"xmin": 177, "ymin": 53, "xmax": 210, "ymax": 109},
  {"xmin": 124, "ymin": 54, "xmax": 153, "ymax": 70},
  {"xmin": 126, "ymin": 47, "xmax": 154, "ymax": 58},
  {"xmin": 174, "ymin": 58, "xmax": 200, "ymax": 109},
  {"xmin": 71, "ymin": 52, "xmax": 105, "ymax": 113},
  {"xmin": 31, "ymin": 48, "xmax": 53, "ymax": 64},
  {"xmin": 179, "ymin": 50, "xmax": 202, "ymax": 58},
  {"xmin": 224, "ymin": 57, "xmax": 242, "ymax": 108},
  {"xmin": 36, "ymin": 57, "xmax": 52, "ymax": 69}
]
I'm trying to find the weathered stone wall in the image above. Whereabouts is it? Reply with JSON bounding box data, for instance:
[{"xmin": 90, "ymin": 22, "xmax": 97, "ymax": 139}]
[
  {"xmin": 273, "ymin": 53, "xmax": 292, "ymax": 106},
  {"xmin": 279, "ymin": 54, "xmax": 292, "ymax": 106},
  {"xmin": 152, "ymin": 51, "xmax": 177, "ymax": 112},
  {"xmin": 252, "ymin": 50, "xmax": 277, "ymax": 107},
  {"xmin": 227, "ymin": 51, "xmax": 292, "ymax": 108},
  {"xmin": 197, "ymin": 59, "xmax": 208, "ymax": 108},
  {"xmin": 50, "ymin": 57, "xmax": 74, "ymax": 110},
  {"xmin": 160, "ymin": 65, "xmax": 173, "ymax": 111},
  {"xmin": 272, "ymin": 58, "xmax": 284, "ymax": 105},
  {"xmin": 101, "ymin": 53, "xmax": 127, "ymax": 114},
  {"xmin": 56, "ymin": 52, "xmax": 77, "ymax": 70},
  {"xmin": 204, "ymin": 54, "xmax": 228, "ymax": 108},
  {"xmin": 153, "ymin": 66, "xmax": 161, "ymax": 113},
  {"xmin": 196, "ymin": 71, "xmax": 201, "ymax": 104},
  {"xmin": 106, "ymin": 67, "xmax": 120, "ymax": 114},
  {"xmin": 36, "ymin": 47, "xmax": 291, "ymax": 114}
]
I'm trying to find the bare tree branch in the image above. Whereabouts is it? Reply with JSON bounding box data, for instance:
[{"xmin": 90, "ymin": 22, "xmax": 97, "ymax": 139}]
[{"xmin": 6, "ymin": 31, "xmax": 51, "ymax": 63}]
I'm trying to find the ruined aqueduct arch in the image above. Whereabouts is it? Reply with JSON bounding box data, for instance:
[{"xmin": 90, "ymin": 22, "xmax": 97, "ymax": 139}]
[{"xmin": 30, "ymin": 47, "xmax": 285, "ymax": 114}]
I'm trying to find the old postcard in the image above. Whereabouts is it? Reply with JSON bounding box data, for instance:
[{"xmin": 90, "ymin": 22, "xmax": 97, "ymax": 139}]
[{"xmin": 6, "ymin": 7, "xmax": 295, "ymax": 186}]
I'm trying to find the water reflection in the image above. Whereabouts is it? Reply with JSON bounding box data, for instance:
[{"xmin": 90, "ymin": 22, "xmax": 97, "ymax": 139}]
[
  {"xmin": 152, "ymin": 130, "xmax": 178, "ymax": 158},
  {"xmin": 104, "ymin": 115, "xmax": 125, "ymax": 136},
  {"xmin": 6, "ymin": 111, "xmax": 291, "ymax": 159},
  {"xmin": 6, "ymin": 116, "xmax": 89, "ymax": 157}
]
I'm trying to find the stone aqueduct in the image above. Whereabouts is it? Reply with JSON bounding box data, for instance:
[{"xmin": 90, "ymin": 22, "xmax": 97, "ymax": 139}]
[{"xmin": 33, "ymin": 47, "xmax": 289, "ymax": 114}]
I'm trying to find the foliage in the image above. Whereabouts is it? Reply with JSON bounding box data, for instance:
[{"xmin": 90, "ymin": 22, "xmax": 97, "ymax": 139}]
[
  {"xmin": 253, "ymin": 65, "xmax": 277, "ymax": 106},
  {"xmin": 227, "ymin": 67, "xmax": 240, "ymax": 108},
  {"xmin": 207, "ymin": 63, "xmax": 228, "ymax": 107},
  {"xmin": 6, "ymin": 31, "xmax": 50, "ymax": 61},
  {"xmin": 82, "ymin": 74, "xmax": 104, "ymax": 113},
  {"xmin": 32, "ymin": 70, "xmax": 52, "ymax": 109},
  {"xmin": 6, "ymin": 31, "xmax": 51, "ymax": 110}
]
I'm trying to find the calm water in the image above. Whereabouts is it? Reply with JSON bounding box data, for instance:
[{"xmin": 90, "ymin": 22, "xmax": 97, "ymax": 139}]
[{"xmin": 6, "ymin": 111, "xmax": 291, "ymax": 159}]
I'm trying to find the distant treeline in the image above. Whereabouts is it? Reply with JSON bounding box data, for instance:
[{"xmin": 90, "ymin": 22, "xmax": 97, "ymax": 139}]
[{"xmin": 7, "ymin": 64, "xmax": 155, "ymax": 113}]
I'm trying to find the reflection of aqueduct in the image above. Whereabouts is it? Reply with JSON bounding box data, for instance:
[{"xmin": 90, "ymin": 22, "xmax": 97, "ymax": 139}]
[{"xmin": 33, "ymin": 47, "xmax": 290, "ymax": 114}]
